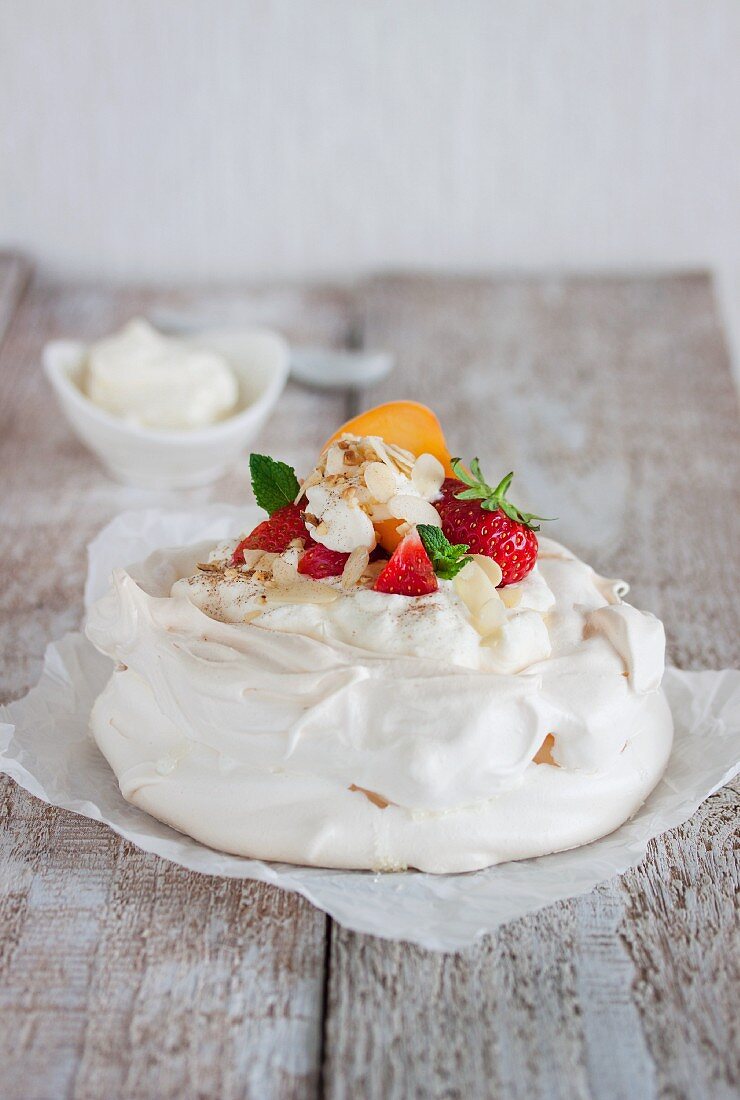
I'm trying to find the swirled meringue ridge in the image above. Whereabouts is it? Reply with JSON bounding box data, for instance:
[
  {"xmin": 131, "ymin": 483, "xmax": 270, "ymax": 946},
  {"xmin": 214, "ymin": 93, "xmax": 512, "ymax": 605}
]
[{"xmin": 86, "ymin": 537, "xmax": 673, "ymax": 872}]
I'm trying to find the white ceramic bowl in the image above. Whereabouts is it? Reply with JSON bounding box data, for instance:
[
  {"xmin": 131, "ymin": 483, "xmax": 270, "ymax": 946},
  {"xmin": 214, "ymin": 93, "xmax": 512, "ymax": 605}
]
[{"xmin": 43, "ymin": 328, "xmax": 289, "ymax": 489}]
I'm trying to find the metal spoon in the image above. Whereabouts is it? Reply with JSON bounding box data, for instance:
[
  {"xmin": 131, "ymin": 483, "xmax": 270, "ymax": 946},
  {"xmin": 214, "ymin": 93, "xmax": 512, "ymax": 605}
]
[{"xmin": 149, "ymin": 308, "xmax": 394, "ymax": 415}]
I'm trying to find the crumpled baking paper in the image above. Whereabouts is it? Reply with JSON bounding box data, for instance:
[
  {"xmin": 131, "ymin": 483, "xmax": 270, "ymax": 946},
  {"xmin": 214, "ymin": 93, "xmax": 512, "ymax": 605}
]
[{"xmin": 1, "ymin": 506, "xmax": 738, "ymax": 952}]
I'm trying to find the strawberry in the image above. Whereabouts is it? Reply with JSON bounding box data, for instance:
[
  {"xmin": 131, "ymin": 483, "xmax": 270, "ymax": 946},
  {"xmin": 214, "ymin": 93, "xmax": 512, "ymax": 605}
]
[
  {"xmin": 298, "ymin": 544, "xmax": 349, "ymax": 579},
  {"xmin": 232, "ymin": 504, "xmax": 311, "ymax": 562},
  {"xmin": 373, "ymin": 528, "xmax": 438, "ymax": 596},
  {"xmin": 436, "ymin": 460, "xmax": 549, "ymax": 586}
]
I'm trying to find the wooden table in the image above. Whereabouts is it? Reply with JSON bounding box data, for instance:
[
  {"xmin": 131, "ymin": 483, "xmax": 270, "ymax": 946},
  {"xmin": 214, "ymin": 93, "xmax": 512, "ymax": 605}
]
[{"xmin": 1, "ymin": 255, "xmax": 738, "ymax": 1100}]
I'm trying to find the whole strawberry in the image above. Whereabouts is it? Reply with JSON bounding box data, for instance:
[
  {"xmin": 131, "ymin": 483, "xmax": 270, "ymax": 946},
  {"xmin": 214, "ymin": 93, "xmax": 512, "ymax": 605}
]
[{"xmin": 436, "ymin": 459, "xmax": 548, "ymax": 586}]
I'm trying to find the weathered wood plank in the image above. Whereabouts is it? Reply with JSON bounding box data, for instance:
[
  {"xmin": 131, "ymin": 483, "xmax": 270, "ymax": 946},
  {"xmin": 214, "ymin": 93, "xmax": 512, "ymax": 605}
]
[
  {"xmin": 0, "ymin": 278, "xmax": 356, "ymax": 1099},
  {"xmin": 0, "ymin": 252, "xmax": 31, "ymax": 350},
  {"xmin": 1, "ymin": 272, "xmax": 737, "ymax": 1099},
  {"xmin": 322, "ymin": 273, "xmax": 740, "ymax": 1100}
]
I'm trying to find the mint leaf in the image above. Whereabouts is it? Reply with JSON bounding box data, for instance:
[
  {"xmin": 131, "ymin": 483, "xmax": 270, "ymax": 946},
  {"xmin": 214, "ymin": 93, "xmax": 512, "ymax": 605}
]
[
  {"xmin": 249, "ymin": 454, "xmax": 301, "ymax": 516},
  {"xmin": 417, "ymin": 524, "xmax": 471, "ymax": 580}
]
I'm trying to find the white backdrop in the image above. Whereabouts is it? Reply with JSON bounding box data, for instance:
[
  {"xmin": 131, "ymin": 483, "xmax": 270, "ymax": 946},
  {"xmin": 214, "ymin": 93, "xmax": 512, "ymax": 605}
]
[{"xmin": 2, "ymin": 0, "xmax": 739, "ymax": 360}]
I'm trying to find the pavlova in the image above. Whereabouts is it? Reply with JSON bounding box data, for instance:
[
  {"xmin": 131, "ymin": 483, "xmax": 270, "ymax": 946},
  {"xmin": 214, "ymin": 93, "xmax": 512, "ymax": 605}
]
[{"xmin": 86, "ymin": 401, "xmax": 673, "ymax": 872}]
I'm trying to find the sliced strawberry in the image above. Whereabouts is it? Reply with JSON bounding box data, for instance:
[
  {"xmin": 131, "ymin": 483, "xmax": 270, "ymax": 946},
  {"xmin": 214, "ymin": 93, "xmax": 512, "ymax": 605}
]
[
  {"xmin": 298, "ymin": 544, "xmax": 349, "ymax": 579},
  {"xmin": 373, "ymin": 529, "xmax": 438, "ymax": 596},
  {"xmin": 232, "ymin": 504, "xmax": 311, "ymax": 562}
]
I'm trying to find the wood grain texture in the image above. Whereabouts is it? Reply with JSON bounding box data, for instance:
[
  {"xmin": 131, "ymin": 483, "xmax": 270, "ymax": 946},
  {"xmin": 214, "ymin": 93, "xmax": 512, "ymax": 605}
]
[
  {"xmin": 0, "ymin": 251, "xmax": 31, "ymax": 348},
  {"xmin": 0, "ymin": 269, "xmax": 738, "ymax": 1099},
  {"xmin": 322, "ymin": 273, "xmax": 740, "ymax": 1100},
  {"xmin": 0, "ymin": 274, "xmax": 355, "ymax": 1099}
]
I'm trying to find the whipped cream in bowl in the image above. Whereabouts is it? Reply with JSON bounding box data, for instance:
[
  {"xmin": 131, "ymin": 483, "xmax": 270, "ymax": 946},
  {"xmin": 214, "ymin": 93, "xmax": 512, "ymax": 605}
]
[
  {"xmin": 44, "ymin": 319, "xmax": 289, "ymax": 488},
  {"xmin": 86, "ymin": 319, "xmax": 239, "ymax": 430},
  {"xmin": 85, "ymin": 405, "xmax": 674, "ymax": 872}
]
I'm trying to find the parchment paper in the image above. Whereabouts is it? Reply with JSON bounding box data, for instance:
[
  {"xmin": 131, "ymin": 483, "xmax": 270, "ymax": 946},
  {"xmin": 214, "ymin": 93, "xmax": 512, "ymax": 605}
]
[{"xmin": 1, "ymin": 506, "xmax": 738, "ymax": 951}]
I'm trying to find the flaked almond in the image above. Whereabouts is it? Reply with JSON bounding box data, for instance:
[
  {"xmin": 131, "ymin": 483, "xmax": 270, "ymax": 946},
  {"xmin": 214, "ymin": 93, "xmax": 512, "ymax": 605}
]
[
  {"xmin": 271, "ymin": 557, "xmax": 300, "ymax": 586},
  {"xmin": 388, "ymin": 494, "xmax": 442, "ymax": 526},
  {"xmin": 295, "ymin": 469, "xmax": 321, "ymax": 502},
  {"xmin": 474, "ymin": 597, "xmax": 507, "ymax": 636},
  {"xmin": 368, "ymin": 503, "xmax": 393, "ymax": 522},
  {"xmin": 364, "ymin": 461, "xmax": 397, "ymax": 502},
  {"xmin": 325, "ymin": 444, "xmax": 346, "ymax": 476},
  {"xmin": 470, "ymin": 553, "xmax": 503, "ymax": 589},
  {"xmin": 262, "ymin": 580, "xmax": 340, "ymax": 605},
  {"xmin": 341, "ymin": 546, "xmax": 370, "ymax": 589},
  {"xmin": 499, "ymin": 586, "xmax": 522, "ymax": 609},
  {"xmin": 454, "ymin": 559, "xmax": 501, "ymax": 617},
  {"xmin": 240, "ymin": 549, "xmax": 268, "ymax": 571},
  {"xmin": 366, "ymin": 435, "xmax": 396, "ymax": 470},
  {"xmin": 411, "ymin": 452, "xmax": 445, "ymax": 500},
  {"xmin": 384, "ymin": 441, "xmax": 416, "ymax": 467}
]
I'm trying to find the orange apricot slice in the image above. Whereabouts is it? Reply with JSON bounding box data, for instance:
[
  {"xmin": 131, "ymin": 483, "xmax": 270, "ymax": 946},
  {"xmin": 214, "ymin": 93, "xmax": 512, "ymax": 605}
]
[{"xmin": 323, "ymin": 400, "xmax": 454, "ymax": 475}]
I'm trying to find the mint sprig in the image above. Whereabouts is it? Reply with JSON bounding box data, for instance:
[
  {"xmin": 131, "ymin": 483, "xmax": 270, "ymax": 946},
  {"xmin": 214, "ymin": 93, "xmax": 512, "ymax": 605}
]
[
  {"xmin": 249, "ymin": 453, "xmax": 301, "ymax": 516},
  {"xmin": 450, "ymin": 458, "xmax": 552, "ymax": 531},
  {"xmin": 417, "ymin": 524, "xmax": 471, "ymax": 580}
]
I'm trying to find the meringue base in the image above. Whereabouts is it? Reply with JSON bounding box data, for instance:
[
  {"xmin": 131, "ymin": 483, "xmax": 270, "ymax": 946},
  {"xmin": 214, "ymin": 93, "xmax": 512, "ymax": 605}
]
[{"xmin": 91, "ymin": 678, "xmax": 673, "ymax": 873}]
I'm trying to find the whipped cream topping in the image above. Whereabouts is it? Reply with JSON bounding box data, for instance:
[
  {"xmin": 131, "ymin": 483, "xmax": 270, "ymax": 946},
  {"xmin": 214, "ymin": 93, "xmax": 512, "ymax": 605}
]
[
  {"xmin": 86, "ymin": 534, "xmax": 673, "ymax": 871},
  {"xmin": 86, "ymin": 319, "xmax": 238, "ymax": 430},
  {"xmin": 302, "ymin": 435, "xmax": 444, "ymax": 551}
]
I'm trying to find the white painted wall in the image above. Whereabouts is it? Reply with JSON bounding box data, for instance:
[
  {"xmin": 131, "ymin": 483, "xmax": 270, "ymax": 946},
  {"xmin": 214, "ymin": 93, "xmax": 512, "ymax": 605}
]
[{"xmin": 2, "ymin": 0, "xmax": 739, "ymax": 359}]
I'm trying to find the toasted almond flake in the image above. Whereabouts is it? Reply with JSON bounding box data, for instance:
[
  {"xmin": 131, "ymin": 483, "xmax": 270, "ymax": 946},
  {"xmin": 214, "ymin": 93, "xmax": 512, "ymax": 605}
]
[
  {"xmin": 364, "ymin": 461, "xmax": 397, "ymax": 502},
  {"xmin": 341, "ymin": 546, "xmax": 370, "ymax": 589},
  {"xmin": 454, "ymin": 559, "xmax": 501, "ymax": 618},
  {"xmin": 294, "ymin": 469, "xmax": 321, "ymax": 502},
  {"xmin": 499, "ymin": 585, "xmax": 522, "ymax": 608},
  {"xmin": 197, "ymin": 561, "xmax": 223, "ymax": 573},
  {"xmin": 470, "ymin": 554, "xmax": 503, "ymax": 589},
  {"xmin": 368, "ymin": 503, "xmax": 393, "ymax": 522},
  {"xmin": 388, "ymin": 495, "xmax": 442, "ymax": 526},
  {"xmin": 412, "ymin": 453, "xmax": 445, "ymax": 499},
  {"xmin": 366, "ymin": 435, "xmax": 397, "ymax": 470},
  {"xmin": 325, "ymin": 444, "xmax": 346, "ymax": 476},
  {"xmin": 271, "ymin": 557, "xmax": 300, "ymax": 586},
  {"xmin": 262, "ymin": 581, "xmax": 340, "ymax": 605},
  {"xmin": 384, "ymin": 442, "xmax": 416, "ymax": 471},
  {"xmin": 240, "ymin": 549, "xmax": 267, "ymax": 571},
  {"xmin": 474, "ymin": 596, "xmax": 507, "ymax": 636}
]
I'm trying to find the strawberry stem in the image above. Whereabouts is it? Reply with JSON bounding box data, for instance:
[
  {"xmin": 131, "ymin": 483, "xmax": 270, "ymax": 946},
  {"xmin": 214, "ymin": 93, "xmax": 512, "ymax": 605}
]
[{"xmin": 450, "ymin": 458, "xmax": 552, "ymax": 532}]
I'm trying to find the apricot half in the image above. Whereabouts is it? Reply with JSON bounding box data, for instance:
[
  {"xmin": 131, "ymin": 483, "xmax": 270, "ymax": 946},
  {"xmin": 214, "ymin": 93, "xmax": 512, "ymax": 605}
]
[
  {"xmin": 323, "ymin": 400, "xmax": 453, "ymax": 552},
  {"xmin": 323, "ymin": 400, "xmax": 453, "ymax": 475}
]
